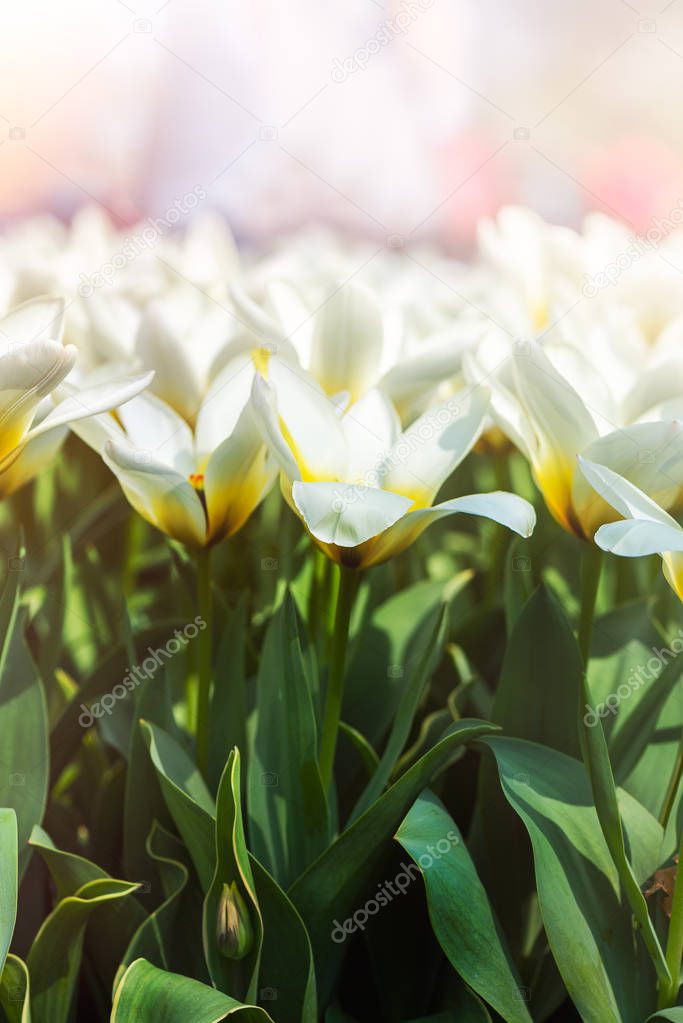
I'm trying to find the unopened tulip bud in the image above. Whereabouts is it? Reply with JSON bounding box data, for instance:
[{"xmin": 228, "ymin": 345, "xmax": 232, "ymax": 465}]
[{"xmin": 216, "ymin": 881, "xmax": 253, "ymax": 960}]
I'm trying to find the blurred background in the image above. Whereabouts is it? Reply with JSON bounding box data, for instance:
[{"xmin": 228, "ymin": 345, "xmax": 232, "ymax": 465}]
[{"xmin": 2, "ymin": 0, "xmax": 682, "ymax": 251}]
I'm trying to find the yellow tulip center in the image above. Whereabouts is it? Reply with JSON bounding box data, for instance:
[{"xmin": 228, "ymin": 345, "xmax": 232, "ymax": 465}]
[{"xmin": 251, "ymin": 346, "xmax": 272, "ymax": 378}]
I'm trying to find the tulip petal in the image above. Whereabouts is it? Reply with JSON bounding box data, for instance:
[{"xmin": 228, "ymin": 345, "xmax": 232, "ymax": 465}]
[
  {"xmin": 292, "ymin": 479, "xmax": 411, "ymax": 547},
  {"xmin": 194, "ymin": 352, "xmax": 254, "ymax": 457},
  {"xmin": 309, "ymin": 282, "xmax": 383, "ymax": 400},
  {"xmin": 27, "ymin": 371, "xmax": 155, "ymax": 445},
  {"xmin": 594, "ymin": 518, "xmax": 683, "ymax": 557},
  {"xmin": 513, "ymin": 339, "xmax": 599, "ymax": 531},
  {"xmin": 463, "ymin": 344, "xmax": 535, "ymax": 462},
  {"xmin": 204, "ymin": 402, "xmax": 275, "ymax": 542},
  {"xmin": 230, "ymin": 284, "xmax": 289, "ymax": 346},
  {"xmin": 577, "ymin": 455, "xmax": 678, "ymax": 528},
  {"xmin": 0, "ymin": 296, "xmax": 65, "ymax": 346},
  {"xmin": 267, "ymin": 358, "xmax": 347, "ymax": 481},
  {"xmin": 0, "ymin": 422, "xmax": 68, "ymax": 498},
  {"xmin": 135, "ymin": 302, "xmax": 204, "ymax": 423},
  {"xmin": 0, "ymin": 340, "xmax": 77, "ymax": 463},
  {"xmin": 379, "ymin": 331, "xmax": 470, "ymax": 422},
  {"xmin": 104, "ymin": 439, "xmax": 207, "ymax": 548},
  {"xmin": 380, "ymin": 384, "xmax": 489, "ymax": 506},
  {"xmin": 361, "ymin": 490, "xmax": 536, "ymax": 567},
  {"xmin": 342, "ymin": 389, "xmax": 401, "ymax": 484},
  {"xmin": 84, "ymin": 293, "xmax": 139, "ymax": 362},
  {"xmin": 117, "ymin": 392, "xmax": 195, "ymax": 476},
  {"xmin": 250, "ymin": 373, "xmax": 301, "ymax": 480},
  {"xmin": 573, "ymin": 422, "xmax": 683, "ymax": 535}
]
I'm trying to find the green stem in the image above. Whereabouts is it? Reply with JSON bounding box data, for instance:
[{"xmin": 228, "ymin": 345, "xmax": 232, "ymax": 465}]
[
  {"xmin": 578, "ymin": 542, "xmax": 603, "ymax": 666},
  {"xmin": 659, "ymin": 822, "xmax": 683, "ymax": 1008},
  {"xmin": 195, "ymin": 546, "xmax": 213, "ymax": 778},
  {"xmin": 661, "ymin": 732, "xmax": 683, "ymax": 831},
  {"xmin": 122, "ymin": 512, "xmax": 145, "ymax": 596},
  {"xmin": 318, "ymin": 564, "xmax": 356, "ymax": 793}
]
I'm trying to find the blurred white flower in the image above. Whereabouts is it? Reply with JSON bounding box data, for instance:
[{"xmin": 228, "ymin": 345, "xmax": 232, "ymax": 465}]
[{"xmin": 0, "ymin": 296, "xmax": 153, "ymax": 497}]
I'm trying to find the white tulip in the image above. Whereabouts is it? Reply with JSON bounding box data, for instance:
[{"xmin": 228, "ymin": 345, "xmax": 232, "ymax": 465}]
[
  {"xmin": 70, "ymin": 350, "xmax": 275, "ymax": 548},
  {"xmin": 250, "ymin": 358, "xmax": 535, "ymax": 569},
  {"xmin": 578, "ymin": 448, "xmax": 683, "ymax": 602},
  {"xmin": 231, "ymin": 277, "xmax": 474, "ymax": 424},
  {"xmin": 0, "ymin": 296, "xmax": 153, "ymax": 498}
]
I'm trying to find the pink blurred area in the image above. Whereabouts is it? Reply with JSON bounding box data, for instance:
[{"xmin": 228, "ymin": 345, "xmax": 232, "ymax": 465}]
[{"xmin": 2, "ymin": 0, "xmax": 683, "ymax": 248}]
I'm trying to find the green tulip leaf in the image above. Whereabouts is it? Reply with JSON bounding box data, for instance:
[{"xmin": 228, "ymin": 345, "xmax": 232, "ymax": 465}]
[
  {"xmin": 350, "ymin": 605, "xmax": 447, "ymax": 822},
  {"xmin": 0, "ymin": 566, "xmax": 48, "ymax": 874},
  {"xmin": 27, "ymin": 877, "xmax": 139, "ymax": 1023},
  {"xmin": 0, "ymin": 808, "xmax": 17, "ymax": 976},
  {"xmin": 141, "ymin": 720, "xmax": 215, "ymax": 891},
  {"xmin": 0, "ymin": 953, "xmax": 31, "ymax": 1023},
  {"xmin": 395, "ymin": 791, "xmax": 532, "ymax": 1023},
  {"xmin": 480, "ymin": 735, "xmax": 663, "ymax": 1023},
  {"xmin": 117, "ymin": 820, "xmax": 207, "ymax": 986},
  {"xmin": 111, "ymin": 959, "xmax": 275, "ymax": 1022},
  {"xmin": 251, "ymin": 855, "xmax": 317, "ymax": 1023},
  {"xmin": 290, "ymin": 718, "xmax": 498, "ymax": 1002},
  {"xmin": 247, "ymin": 592, "xmax": 328, "ymax": 887},
  {"xmin": 209, "ymin": 594, "xmax": 248, "ymax": 793}
]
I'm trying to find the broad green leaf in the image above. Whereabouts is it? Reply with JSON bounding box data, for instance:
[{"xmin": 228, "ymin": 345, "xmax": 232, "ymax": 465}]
[
  {"xmin": 587, "ymin": 600, "xmax": 663, "ymax": 723},
  {"xmin": 0, "ymin": 954, "xmax": 30, "ymax": 1023},
  {"xmin": 609, "ymin": 648, "xmax": 683, "ymax": 785},
  {"xmin": 492, "ymin": 585, "xmax": 581, "ymax": 758},
  {"xmin": 209, "ymin": 595, "xmax": 248, "ymax": 794},
  {"xmin": 118, "ymin": 821, "xmax": 208, "ymax": 985},
  {"xmin": 49, "ymin": 620, "xmax": 188, "ymax": 782},
  {"xmin": 111, "ymin": 959, "xmax": 275, "ymax": 1022},
  {"xmin": 344, "ymin": 580, "xmax": 447, "ymax": 746},
  {"xmin": 27, "ymin": 877, "xmax": 139, "ymax": 1023},
  {"xmin": 123, "ymin": 668, "xmax": 178, "ymax": 885},
  {"xmin": 0, "ymin": 568, "xmax": 48, "ymax": 872},
  {"xmin": 29, "ymin": 826, "xmax": 145, "ymax": 999},
  {"xmin": 480, "ymin": 736, "xmax": 663, "ymax": 1023},
  {"xmin": 350, "ymin": 606, "xmax": 447, "ymax": 822},
  {"xmin": 251, "ymin": 857, "xmax": 317, "ymax": 1023},
  {"xmin": 396, "ymin": 792, "xmax": 531, "ymax": 1023},
  {"xmin": 29, "ymin": 824, "xmax": 107, "ymax": 896},
  {"xmin": 247, "ymin": 593, "xmax": 328, "ymax": 887},
  {"xmin": 290, "ymin": 719, "xmax": 497, "ymax": 1002},
  {"xmin": 141, "ymin": 720, "xmax": 215, "ymax": 891},
  {"xmin": 0, "ymin": 809, "xmax": 17, "ymax": 975},
  {"xmin": 586, "ymin": 601, "xmax": 683, "ymax": 793},
  {"xmin": 503, "ymin": 537, "xmax": 534, "ymax": 634},
  {"xmin": 476, "ymin": 584, "xmax": 581, "ymax": 952},
  {"xmin": 648, "ymin": 1011, "xmax": 683, "ymax": 1021},
  {"xmin": 203, "ymin": 751, "xmax": 263, "ymax": 1003}
]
